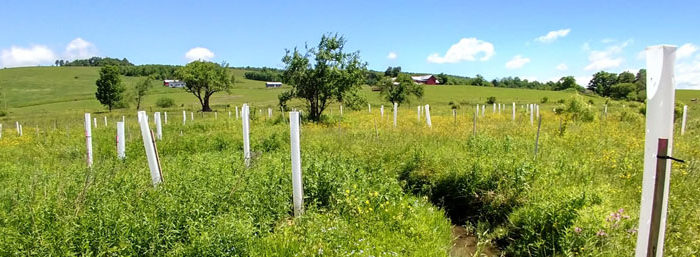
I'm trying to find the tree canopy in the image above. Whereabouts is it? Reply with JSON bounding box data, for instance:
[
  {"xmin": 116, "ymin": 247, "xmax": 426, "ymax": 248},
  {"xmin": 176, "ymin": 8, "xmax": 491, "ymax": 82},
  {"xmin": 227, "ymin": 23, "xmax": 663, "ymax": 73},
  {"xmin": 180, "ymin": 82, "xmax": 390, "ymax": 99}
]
[
  {"xmin": 378, "ymin": 73, "xmax": 423, "ymax": 105},
  {"xmin": 95, "ymin": 65, "xmax": 125, "ymax": 111},
  {"xmin": 587, "ymin": 69, "xmax": 646, "ymax": 101},
  {"xmin": 280, "ymin": 34, "xmax": 367, "ymax": 122},
  {"xmin": 175, "ymin": 61, "xmax": 234, "ymax": 112}
]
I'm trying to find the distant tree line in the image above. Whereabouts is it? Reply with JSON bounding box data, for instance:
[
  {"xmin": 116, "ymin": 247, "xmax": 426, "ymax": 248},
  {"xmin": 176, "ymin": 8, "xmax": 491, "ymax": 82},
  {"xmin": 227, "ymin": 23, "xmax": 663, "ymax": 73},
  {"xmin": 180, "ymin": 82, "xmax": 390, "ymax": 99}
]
[
  {"xmin": 56, "ymin": 57, "xmax": 134, "ymax": 67},
  {"xmin": 119, "ymin": 65, "xmax": 179, "ymax": 80},
  {"xmin": 55, "ymin": 57, "xmax": 180, "ymax": 80},
  {"xmin": 244, "ymin": 67, "xmax": 282, "ymax": 81},
  {"xmin": 587, "ymin": 69, "xmax": 645, "ymax": 102}
]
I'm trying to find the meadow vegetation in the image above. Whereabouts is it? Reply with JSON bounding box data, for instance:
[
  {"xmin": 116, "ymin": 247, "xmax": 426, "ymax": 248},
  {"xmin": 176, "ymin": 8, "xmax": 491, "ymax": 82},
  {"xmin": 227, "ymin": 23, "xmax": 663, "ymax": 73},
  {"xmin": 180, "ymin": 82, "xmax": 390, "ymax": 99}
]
[{"xmin": 0, "ymin": 66, "xmax": 699, "ymax": 256}]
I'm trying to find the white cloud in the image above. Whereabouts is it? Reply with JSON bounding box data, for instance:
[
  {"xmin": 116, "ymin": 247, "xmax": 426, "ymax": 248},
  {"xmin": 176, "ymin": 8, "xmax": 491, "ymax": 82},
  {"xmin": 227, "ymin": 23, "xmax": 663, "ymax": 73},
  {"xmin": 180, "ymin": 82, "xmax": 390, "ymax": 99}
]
[
  {"xmin": 556, "ymin": 63, "xmax": 568, "ymax": 71},
  {"xmin": 387, "ymin": 51, "xmax": 397, "ymax": 60},
  {"xmin": 0, "ymin": 45, "xmax": 56, "ymax": 68},
  {"xmin": 676, "ymin": 59, "xmax": 700, "ymax": 89},
  {"xmin": 636, "ymin": 50, "xmax": 646, "ymax": 60},
  {"xmin": 677, "ymin": 43, "xmax": 698, "ymax": 60},
  {"xmin": 185, "ymin": 47, "xmax": 215, "ymax": 62},
  {"xmin": 427, "ymin": 38, "xmax": 494, "ymax": 63},
  {"xmin": 574, "ymin": 75, "xmax": 592, "ymax": 86},
  {"xmin": 535, "ymin": 29, "xmax": 571, "ymax": 43},
  {"xmin": 64, "ymin": 38, "xmax": 98, "ymax": 60},
  {"xmin": 505, "ymin": 55, "xmax": 530, "ymax": 69},
  {"xmin": 584, "ymin": 40, "xmax": 631, "ymax": 71}
]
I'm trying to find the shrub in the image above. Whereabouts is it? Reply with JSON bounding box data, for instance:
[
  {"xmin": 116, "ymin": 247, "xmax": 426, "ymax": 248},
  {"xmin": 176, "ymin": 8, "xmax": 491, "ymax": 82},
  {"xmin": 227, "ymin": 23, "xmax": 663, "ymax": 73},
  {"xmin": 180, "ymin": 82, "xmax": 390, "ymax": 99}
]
[
  {"xmin": 156, "ymin": 97, "xmax": 175, "ymax": 108},
  {"xmin": 342, "ymin": 92, "xmax": 367, "ymax": 111},
  {"xmin": 619, "ymin": 109, "xmax": 643, "ymax": 123},
  {"xmin": 0, "ymin": 110, "xmax": 6, "ymax": 117},
  {"xmin": 486, "ymin": 96, "xmax": 496, "ymax": 104},
  {"xmin": 541, "ymin": 97, "xmax": 549, "ymax": 103},
  {"xmin": 500, "ymin": 193, "xmax": 595, "ymax": 256},
  {"xmin": 448, "ymin": 101, "xmax": 459, "ymax": 110},
  {"xmin": 561, "ymin": 96, "xmax": 596, "ymax": 122}
]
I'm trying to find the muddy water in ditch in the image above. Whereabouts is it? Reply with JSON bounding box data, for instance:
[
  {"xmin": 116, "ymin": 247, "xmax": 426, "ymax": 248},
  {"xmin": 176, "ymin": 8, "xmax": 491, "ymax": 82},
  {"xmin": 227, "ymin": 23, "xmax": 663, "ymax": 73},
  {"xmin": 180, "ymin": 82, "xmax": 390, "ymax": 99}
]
[{"xmin": 449, "ymin": 226, "xmax": 499, "ymax": 257}]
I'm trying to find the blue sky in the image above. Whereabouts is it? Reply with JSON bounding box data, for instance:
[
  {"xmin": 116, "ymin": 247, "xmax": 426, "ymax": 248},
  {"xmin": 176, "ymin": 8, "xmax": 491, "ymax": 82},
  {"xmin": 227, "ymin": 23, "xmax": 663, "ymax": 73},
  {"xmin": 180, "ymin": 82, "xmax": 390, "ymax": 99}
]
[{"xmin": 2, "ymin": 0, "xmax": 700, "ymax": 88}]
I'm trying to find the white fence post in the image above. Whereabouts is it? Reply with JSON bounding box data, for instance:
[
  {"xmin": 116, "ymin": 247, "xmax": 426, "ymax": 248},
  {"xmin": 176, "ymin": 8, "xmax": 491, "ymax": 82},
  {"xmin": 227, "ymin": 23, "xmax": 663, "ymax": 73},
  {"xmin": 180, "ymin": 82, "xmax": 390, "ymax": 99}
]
[
  {"xmin": 215, "ymin": 112, "xmax": 218, "ymax": 120},
  {"xmin": 16, "ymin": 121, "xmax": 20, "ymax": 135},
  {"xmin": 182, "ymin": 111, "xmax": 186, "ymax": 125},
  {"xmin": 190, "ymin": 112, "xmax": 194, "ymax": 121},
  {"xmin": 94, "ymin": 118, "xmax": 97, "ymax": 128},
  {"xmin": 104, "ymin": 116, "xmax": 107, "ymax": 126},
  {"xmin": 289, "ymin": 111, "xmax": 304, "ymax": 217},
  {"xmin": 117, "ymin": 121, "xmax": 125, "ymax": 159},
  {"xmin": 530, "ymin": 104, "xmax": 534, "ymax": 126},
  {"xmin": 393, "ymin": 102, "xmax": 397, "ymax": 128},
  {"xmin": 417, "ymin": 106, "xmax": 421, "ymax": 121},
  {"xmin": 85, "ymin": 113, "xmax": 93, "ymax": 168},
  {"xmin": 138, "ymin": 111, "xmax": 163, "ymax": 186},
  {"xmin": 164, "ymin": 112, "xmax": 168, "ymax": 124},
  {"xmin": 635, "ymin": 45, "xmax": 677, "ymax": 257},
  {"xmin": 380, "ymin": 105, "xmax": 384, "ymax": 118},
  {"xmin": 512, "ymin": 102, "xmax": 516, "ymax": 121},
  {"xmin": 681, "ymin": 105, "xmax": 687, "ymax": 135},
  {"xmin": 340, "ymin": 104, "xmax": 343, "ymax": 116},
  {"xmin": 425, "ymin": 104, "xmax": 432, "ymax": 128},
  {"xmin": 0, "ymin": 123, "xmax": 3, "ymax": 139},
  {"xmin": 368, "ymin": 103, "xmax": 371, "ymax": 113},
  {"xmin": 536, "ymin": 104, "xmax": 540, "ymax": 118},
  {"xmin": 236, "ymin": 106, "xmax": 239, "ymax": 119},
  {"xmin": 242, "ymin": 104, "xmax": 251, "ymax": 167},
  {"xmin": 154, "ymin": 112, "xmax": 162, "ymax": 140},
  {"xmin": 604, "ymin": 104, "xmax": 608, "ymax": 118}
]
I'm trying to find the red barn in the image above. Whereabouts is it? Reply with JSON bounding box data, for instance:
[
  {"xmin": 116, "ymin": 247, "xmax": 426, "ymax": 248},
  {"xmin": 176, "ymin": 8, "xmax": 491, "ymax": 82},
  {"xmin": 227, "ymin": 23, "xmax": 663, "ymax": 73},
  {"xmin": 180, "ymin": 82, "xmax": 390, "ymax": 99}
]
[{"xmin": 411, "ymin": 75, "xmax": 439, "ymax": 85}]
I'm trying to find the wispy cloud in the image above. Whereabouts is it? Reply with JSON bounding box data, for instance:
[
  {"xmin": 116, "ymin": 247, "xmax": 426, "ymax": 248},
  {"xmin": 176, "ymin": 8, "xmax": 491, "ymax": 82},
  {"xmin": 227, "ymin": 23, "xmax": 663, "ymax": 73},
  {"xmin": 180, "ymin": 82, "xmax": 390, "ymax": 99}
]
[
  {"xmin": 584, "ymin": 40, "xmax": 632, "ymax": 71},
  {"xmin": 535, "ymin": 29, "xmax": 571, "ymax": 43},
  {"xmin": 677, "ymin": 43, "xmax": 698, "ymax": 60},
  {"xmin": 427, "ymin": 38, "xmax": 494, "ymax": 63},
  {"xmin": 556, "ymin": 63, "xmax": 568, "ymax": 71},
  {"xmin": 505, "ymin": 55, "xmax": 530, "ymax": 69},
  {"xmin": 387, "ymin": 51, "xmax": 397, "ymax": 60}
]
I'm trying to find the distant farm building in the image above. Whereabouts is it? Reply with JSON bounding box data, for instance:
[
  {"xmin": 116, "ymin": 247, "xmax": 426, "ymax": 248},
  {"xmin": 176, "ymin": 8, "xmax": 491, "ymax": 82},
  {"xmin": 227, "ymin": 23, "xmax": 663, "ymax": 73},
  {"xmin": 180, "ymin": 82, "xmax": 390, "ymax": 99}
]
[
  {"xmin": 411, "ymin": 75, "xmax": 439, "ymax": 85},
  {"xmin": 266, "ymin": 82, "xmax": 283, "ymax": 88},
  {"xmin": 163, "ymin": 80, "xmax": 186, "ymax": 88}
]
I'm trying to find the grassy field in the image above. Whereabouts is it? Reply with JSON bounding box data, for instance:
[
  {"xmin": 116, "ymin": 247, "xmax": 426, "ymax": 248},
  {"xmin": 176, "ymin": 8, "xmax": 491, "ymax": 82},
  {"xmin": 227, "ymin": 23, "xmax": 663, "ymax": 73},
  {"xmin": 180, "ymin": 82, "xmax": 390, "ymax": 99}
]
[
  {"xmin": 0, "ymin": 66, "xmax": 620, "ymax": 120},
  {"xmin": 0, "ymin": 66, "xmax": 699, "ymax": 256}
]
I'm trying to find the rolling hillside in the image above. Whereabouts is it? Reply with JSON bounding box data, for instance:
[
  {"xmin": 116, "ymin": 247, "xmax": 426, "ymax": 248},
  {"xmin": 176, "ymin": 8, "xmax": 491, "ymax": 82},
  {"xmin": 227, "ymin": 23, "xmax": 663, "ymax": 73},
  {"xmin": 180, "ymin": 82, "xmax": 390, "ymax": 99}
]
[{"xmin": 1, "ymin": 66, "xmax": 698, "ymax": 121}]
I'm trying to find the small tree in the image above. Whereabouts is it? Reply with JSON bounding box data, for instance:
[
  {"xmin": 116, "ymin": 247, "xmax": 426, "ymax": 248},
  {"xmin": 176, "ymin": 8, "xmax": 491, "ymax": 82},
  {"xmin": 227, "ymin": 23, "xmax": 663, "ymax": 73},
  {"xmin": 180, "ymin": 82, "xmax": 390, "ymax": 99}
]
[
  {"xmin": 175, "ymin": 61, "xmax": 234, "ymax": 112},
  {"xmin": 280, "ymin": 34, "xmax": 367, "ymax": 122},
  {"xmin": 95, "ymin": 65, "xmax": 125, "ymax": 111},
  {"xmin": 378, "ymin": 73, "xmax": 423, "ymax": 105},
  {"xmin": 133, "ymin": 76, "xmax": 152, "ymax": 110}
]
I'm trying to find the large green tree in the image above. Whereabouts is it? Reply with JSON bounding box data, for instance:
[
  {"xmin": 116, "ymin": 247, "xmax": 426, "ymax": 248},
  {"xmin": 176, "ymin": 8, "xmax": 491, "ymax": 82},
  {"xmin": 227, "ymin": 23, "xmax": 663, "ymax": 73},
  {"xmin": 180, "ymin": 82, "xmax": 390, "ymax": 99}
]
[
  {"xmin": 617, "ymin": 71, "xmax": 635, "ymax": 84},
  {"xmin": 280, "ymin": 34, "xmax": 367, "ymax": 122},
  {"xmin": 554, "ymin": 76, "xmax": 582, "ymax": 91},
  {"xmin": 175, "ymin": 61, "xmax": 234, "ymax": 112},
  {"xmin": 378, "ymin": 73, "xmax": 423, "ymax": 105},
  {"xmin": 95, "ymin": 65, "xmax": 125, "ymax": 111},
  {"xmin": 587, "ymin": 71, "xmax": 617, "ymax": 96}
]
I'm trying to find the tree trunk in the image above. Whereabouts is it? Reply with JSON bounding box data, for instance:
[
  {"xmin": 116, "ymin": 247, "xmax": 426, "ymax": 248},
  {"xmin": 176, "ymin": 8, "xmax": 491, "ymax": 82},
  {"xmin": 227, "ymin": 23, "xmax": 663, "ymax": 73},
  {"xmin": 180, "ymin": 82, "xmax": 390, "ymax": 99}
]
[{"xmin": 201, "ymin": 94, "xmax": 213, "ymax": 112}]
